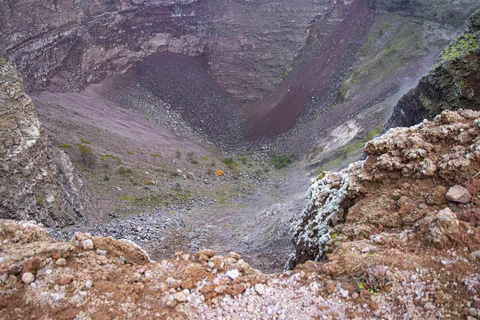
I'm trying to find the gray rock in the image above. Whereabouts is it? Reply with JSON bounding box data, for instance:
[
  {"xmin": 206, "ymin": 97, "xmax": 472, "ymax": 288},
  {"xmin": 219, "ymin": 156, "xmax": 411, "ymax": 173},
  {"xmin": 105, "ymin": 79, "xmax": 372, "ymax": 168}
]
[{"xmin": 446, "ymin": 185, "xmax": 471, "ymax": 203}]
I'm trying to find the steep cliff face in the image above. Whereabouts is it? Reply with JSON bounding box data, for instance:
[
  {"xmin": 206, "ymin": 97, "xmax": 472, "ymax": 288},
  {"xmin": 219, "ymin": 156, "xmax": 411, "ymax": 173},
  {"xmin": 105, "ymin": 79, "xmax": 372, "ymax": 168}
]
[
  {"xmin": 0, "ymin": 60, "xmax": 97, "ymax": 227},
  {"xmin": 0, "ymin": 0, "xmax": 327, "ymax": 104},
  {"xmin": 386, "ymin": 10, "xmax": 480, "ymax": 128}
]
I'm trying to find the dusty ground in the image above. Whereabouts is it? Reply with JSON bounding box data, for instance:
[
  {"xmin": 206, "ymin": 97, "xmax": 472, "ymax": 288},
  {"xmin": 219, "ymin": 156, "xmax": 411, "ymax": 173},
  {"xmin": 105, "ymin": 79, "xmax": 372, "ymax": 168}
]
[{"xmin": 31, "ymin": 75, "xmax": 310, "ymax": 273}]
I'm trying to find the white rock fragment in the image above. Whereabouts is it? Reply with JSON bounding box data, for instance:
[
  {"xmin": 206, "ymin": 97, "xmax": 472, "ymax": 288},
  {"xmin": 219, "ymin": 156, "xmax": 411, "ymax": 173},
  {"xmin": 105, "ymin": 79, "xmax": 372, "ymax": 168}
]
[
  {"xmin": 226, "ymin": 269, "xmax": 240, "ymax": 280},
  {"xmin": 340, "ymin": 288, "xmax": 349, "ymax": 298},
  {"xmin": 22, "ymin": 272, "xmax": 34, "ymax": 284},
  {"xmin": 82, "ymin": 239, "xmax": 94, "ymax": 250},
  {"xmin": 254, "ymin": 283, "xmax": 265, "ymax": 295}
]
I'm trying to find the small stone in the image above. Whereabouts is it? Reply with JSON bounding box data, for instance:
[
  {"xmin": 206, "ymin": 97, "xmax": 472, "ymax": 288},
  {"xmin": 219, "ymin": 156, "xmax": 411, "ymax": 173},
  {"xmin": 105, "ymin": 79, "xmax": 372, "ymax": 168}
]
[
  {"xmin": 446, "ymin": 186, "xmax": 472, "ymax": 204},
  {"xmin": 175, "ymin": 292, "xmax": 187, "ymax": 302},
  {"xmin": 82, "ymin": 239, "xmax": 94, "ymax": 250},
  {"xmin": 119, "ymin": 256, "xmax": 125, "ymax": 264},
  {"xmin": 361, "ymin": 247, "xmax": 371, "ymax": 254},
  {"xmin": 352, "ymin": 292, "xmax": 359, "ymax": 300},
  {"xmin": 226, "ymin": 269, "xmax": 240, "ymax": 280},
  {"xmin": 85, "ymin": 280, "xmax": 93, "ymax": 289},
  {"xmin": 96, "ymin": 249, "xmax": 107, "ymax": 256},
  {"xmin": 56, "ymin": 258, "xmax": 67, "ymax": 266},
  {"xmin": 254, "ymin": 283, "xmax": 265, "ymax": 295},
  {"xmin": 46, "ymin": 195, "xmax": 55, "ymax": 204},
  {"xmin": 181, "ymin": 278, "xmax": 195, "ymax": 290},
  {"xmin": 232, "ymin": 283, "xmax": 246, "ymax": 295},
  {"xmin": 340, "ymin": 288, "xmax": 349, "ymax": 298},
  {"xmin": 6, "ymin": 275, "xmax": 17, "ymax": 286},
  {"xmin": 469, "ymin": 307, "xmax": 478, "ymax": 317},
  {"xmin": 11, "ymin": 237, "xmax": 19, "ymax": 243},
  {"xmin": 326, "ymin": 282, "xmax": 336, "ymax": 294},
  {"xmin": 59, "ymin": 275, "xmax": 73, "ymax": 285},
  {"xmin": 22, "ymin": 272, "xmax": 34, "ymax": 284}
]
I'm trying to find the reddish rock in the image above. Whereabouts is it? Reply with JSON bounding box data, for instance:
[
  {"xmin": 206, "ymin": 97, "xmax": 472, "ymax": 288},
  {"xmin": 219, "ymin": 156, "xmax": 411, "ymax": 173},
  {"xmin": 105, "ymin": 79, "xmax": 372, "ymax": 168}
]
[
  {"xmin": 59, "ymin": 275, "xmax": 73, "ymax": 285},
  {"xmin": 181, "ymin": 278, "xmax": 195, "ymax": 290},
  {"xmin": 194, "ymin": 250, "xmax": 216, "ymax": 258},
  {"xmin": 22, "ymin": 258, "xmax": 41, "ymax": 275},
  {"xmin": 458, "ymin": 209, "xmax": 480, "ymax": 224},
  {"xmin": 465, "ymin": 178, "xmax": 480, "ymax": 197}
]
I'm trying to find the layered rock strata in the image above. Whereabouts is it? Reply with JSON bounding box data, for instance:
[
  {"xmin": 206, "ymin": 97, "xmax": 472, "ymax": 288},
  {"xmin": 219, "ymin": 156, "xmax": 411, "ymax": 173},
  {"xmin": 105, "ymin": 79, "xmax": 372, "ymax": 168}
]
[{"xmin": 0, "ymin": 60, "xmax": 96, "ymax": 227}]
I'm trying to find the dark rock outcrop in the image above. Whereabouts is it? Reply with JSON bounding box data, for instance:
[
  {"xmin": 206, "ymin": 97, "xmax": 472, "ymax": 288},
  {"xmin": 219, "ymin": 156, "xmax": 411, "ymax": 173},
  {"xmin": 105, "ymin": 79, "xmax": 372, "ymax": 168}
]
[
  {"xmin": 386, "ymin": 10, "xmax": 480, "ymax": 129},
  {"xmin": 0, "ymin": 60, "xmax": 97, "ymax": 227},
  {"xmin": 0, "ymin": 0, "xmax": 329, "ymax": 104},
  {"xmin": 288, "ymin": 109, "xmax": 480, "ymax": 269}
]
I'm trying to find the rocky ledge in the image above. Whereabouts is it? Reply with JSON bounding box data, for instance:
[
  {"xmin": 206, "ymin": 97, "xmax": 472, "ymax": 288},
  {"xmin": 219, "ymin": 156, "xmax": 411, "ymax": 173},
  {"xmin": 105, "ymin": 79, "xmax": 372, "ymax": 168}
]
[
  {"xmin": 2, "ymin": 108, "xmax": 480, "ymax": 319},
  {"xmin": 0, "ymin": 59, "xmax": 97, "ymax": 226}
]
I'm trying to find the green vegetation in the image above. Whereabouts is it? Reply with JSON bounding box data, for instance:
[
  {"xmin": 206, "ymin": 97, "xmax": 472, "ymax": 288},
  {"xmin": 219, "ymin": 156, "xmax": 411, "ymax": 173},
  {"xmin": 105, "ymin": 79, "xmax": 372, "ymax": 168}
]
[
  {"xmin": 100, "ymin": 154, "xmax": 122, "ymax": 165},
  {"xmin": 187, "ymin": 152, "xmax": 198, "ymax": 164},
  {"xmin": 36, "ymin": 197, "xmax": 45, "ymax": 207},
  {"xmin": 118, "ymin": 167, "xmax": 132, "ymax": 175},
  {"xmin": 104, "ymin": 175, "xmax": 110, "ymax": 181},
  {"xmin": 270, "ymin": 155, "xmax": 292, "ymax": 169},
  {"xmin": 77, "ymin": 132, "xmax": 83, "ymax": 135},
  {"xmin": 119, "ymin": 196, "xmax": 136, "ymax": 200},
  {"xmin": 338, "ymin": 17, "xmax": 432, "ymax": 103},
  {"xmin": 80, "ymin": 138, "xmax": 90, "ymax": 144},
  {"xmin": 175, "ymin": 150, "xmax": 182, "ymax": 158},
  {"xmin": 60, "ymin": 144, "xmax": 73, "ymax": 150},
  {"xmin": 174, "ymin": 182, "xmax": 181, "ymax": 191},
  {"xmin": 221, "ymin": 157, "xmax": 238, "ymax": 171},
  {"xmin": 442, "ymin": 33, "xmax": 478, "ymax": 60},
  {"xmin": 78, "ymin": 144, "xmax": 96, "ymax": 166},
  {"xmin": 239, "ymin": 156, "xmax": 249, "ymax": 165},
  {"xmin": 150, "ymin": 153, "xmax": 160, "ymax": 158},
  {"xmin": 200, "ymin": 156, "xmax": 209, "ymax": 161},
  {"xmin": 127, "ymin": 150, "xmax": 134, "ymax": 155}
]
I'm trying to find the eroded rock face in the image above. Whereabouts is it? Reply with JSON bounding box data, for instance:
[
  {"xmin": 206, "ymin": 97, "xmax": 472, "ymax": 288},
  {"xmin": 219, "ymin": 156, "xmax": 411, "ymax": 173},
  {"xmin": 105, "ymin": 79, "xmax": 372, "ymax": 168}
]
[
  {"xmin": 372, "ymin": 0, "xmax": 479, "ymax": 27},
  {"xmin": 0, "ymin": 60, "xmax": 97, "ymax": 227},
  {"xmin": 0, "ymin": 0, "xmax": 329, "ymax": 103},
  {"xmin": 287, "ymin": 109, "xmax": 480, "ymax": 269},
  {"xmin": 387, "ymin": 9, "xmax": 480, "ymax": 129}
]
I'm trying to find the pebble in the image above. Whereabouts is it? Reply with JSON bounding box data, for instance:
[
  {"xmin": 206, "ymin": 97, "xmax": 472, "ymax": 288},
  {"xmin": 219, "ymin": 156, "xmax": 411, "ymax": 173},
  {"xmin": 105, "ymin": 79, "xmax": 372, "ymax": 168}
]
[
  {"xmin": 469, "ymin": 308, "xmax": 478, "ymax": 317},
  {"xmin": 255, "ymin": 283, "xmax": 266, "ymax": 295},
  {"xmin": 22, "ymin": 272, "xmax": 34, "ymax": 284},
  {"xmin": 56, "ymin": 258, "xmax": 67, "ymax": 266},
  {"xmin": 339, "ymin": 289, "xmax": 349, "ymax": 298},
  {"xmin": 96, "ymin": 249, "xmax": 107, "ymax": 256},
  {"xmin": 176, "ymin": 292, "xmax": 187, "ymax": 302},
  {"xmin": 82, "ymin": 239, "xmax": 94, "ymax": 250},
  {"xmin": 85, "ymin": 280, "xmax": 93, "ymax": 289},
  {"xmin": 226, "ymin": 269, "xmax": 240, "ymax": 280}
]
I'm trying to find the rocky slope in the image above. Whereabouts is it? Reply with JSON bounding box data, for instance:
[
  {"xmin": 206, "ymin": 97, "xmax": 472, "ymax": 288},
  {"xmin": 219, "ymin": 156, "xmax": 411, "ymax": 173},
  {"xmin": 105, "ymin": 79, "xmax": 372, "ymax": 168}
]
[
  {"xmin": 288, "ymin": 109, "xmax": 480, "ymax": 269},
  {"xmin": 0, "ymin": 59, "xmax": 97, "ymax": 227},
  {"xmin": 2, "ymin": 108, "xmax": 480, "ymax": 318},
  {"xmin": 387, "ymin": 9, "xmax": 480, "ymax": 129}
]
